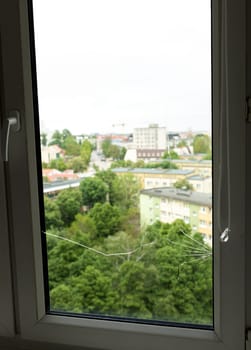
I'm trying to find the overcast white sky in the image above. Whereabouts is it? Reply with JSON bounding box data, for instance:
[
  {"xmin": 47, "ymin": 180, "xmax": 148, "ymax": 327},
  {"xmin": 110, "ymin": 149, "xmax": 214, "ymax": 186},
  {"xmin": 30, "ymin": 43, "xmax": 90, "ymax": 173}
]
[{"xmin": 33, "ymin": 0, "xmax": 211, "ymax": 135}]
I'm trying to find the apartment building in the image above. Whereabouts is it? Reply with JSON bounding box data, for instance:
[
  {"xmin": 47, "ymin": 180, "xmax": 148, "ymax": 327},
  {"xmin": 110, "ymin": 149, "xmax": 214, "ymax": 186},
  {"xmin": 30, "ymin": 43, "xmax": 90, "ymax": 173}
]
[
  {"xmin": 112, "ymin": 167, "xmax": 195, "ymax": 189},
  {"xmin": 140, "ymin": 187, "xmax": 212, "ymax": 244},
  {"xmin": 133, "ymin": 124, "xmax": 167, "ymax": 150},
  {"xmin": 172, "ymin": 159, "xmax": 212, "ymax": 177},
  {"xmin": 186, "ymin": 175, "xmax": 212, "ymax": 193}
]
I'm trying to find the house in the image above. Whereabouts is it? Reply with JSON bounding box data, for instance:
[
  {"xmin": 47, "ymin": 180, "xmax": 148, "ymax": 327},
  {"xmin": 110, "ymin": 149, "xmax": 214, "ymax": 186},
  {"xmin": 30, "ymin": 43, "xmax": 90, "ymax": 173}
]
[{"xmin": 41, "ymin": 145, "xmax": 64, "ymax": 164}]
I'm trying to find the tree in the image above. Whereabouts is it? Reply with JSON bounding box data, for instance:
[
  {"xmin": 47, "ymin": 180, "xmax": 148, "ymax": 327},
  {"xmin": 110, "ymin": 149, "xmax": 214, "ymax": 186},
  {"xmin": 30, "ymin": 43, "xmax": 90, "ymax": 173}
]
[
  {"xmin": 110, "ymin": 159, "xmax": 135, "ymax": 168},
  {"xmin": 101, "ymin": 139, "xmax": 112, "ymax": 157},
  {"xmin": 61, "ymin": 129, "xmax": 72, "ymax": 142},
  {"xmin": 63, "ymin": 135, "xmax": 81, "ymax": 156},
  {"xmin": 41, "ymin": 133, "xmax": 47, "ymax": 146},
  {"xmin": 162, "ymin": 150, "xmax": 179, "ymax": 160},
  {"xmin": 95, "ymin": 169, "xmax": 116, "ymax": 200},
  {"xmin": 116, "ymin": 261, "xmax": 154, "ymax": 318},
  {"xmin": 120, "ymin": 207, "xmax": 140, "ymax": 237},
  {"xmin": 49, "ymin": 129, "xmax": 74, "ymax": 150},
  {"xmin": 48, "ymin": 158, "xmax": 67, "ymax": 171},
  {"xmin": 89, "ymin": 202, "xmax": 121, "ymax": 238},
  {"xmin": 119, "ymin": 147, "xmax": 127, "ymax": 160},
  {"xmin": 177, "ymin": 140, "xmax": 187, "ymax": 148},
  {"xmin": 46, "ymin": 217, "xmax": 212, "ymax": 323},
  {"xmin": 174, "ymin": 178, "xmax": 194, "ymax": 191},
  {"xmin": 71, "ymin": 266, "xmax": 117, "ymax": 314},
  {"xmin": 49, "ymin": 130, "xmax": 64, "ymax": 147},
  {"xmin": 69, "ymin": 157, "xmax": 87, "ymax": 173},
  {"xmin": 80, "ymin": 140, "xmax": 92, "ymax": 167},
  {"xmin": 69, "ymin": 213, "xmax": 97, "ymax": 239},
  {"xmin": 79, "ymin": 177, "xmax": 108, "ymax": 208},
  {"xmin": 101, "ymin": 139, "xmax": 124, "ymax": 160},
  {"xmin": 193, "ymin": 134, "xmax": 210, "ymax": 154},
  {"xmin": 111, "ymin": 173, "xmax": 141, "ymax": 210},
  {"xmin": 203, "ymin": 153, "xmax": 212, "ymax": 160},
  {"xmin": 43, "ymin": 196, "xmax": 63, "ymax": 229},
  {"xmin": 55, "ymin": 188, "xmax": 82, "ymax": 226}
]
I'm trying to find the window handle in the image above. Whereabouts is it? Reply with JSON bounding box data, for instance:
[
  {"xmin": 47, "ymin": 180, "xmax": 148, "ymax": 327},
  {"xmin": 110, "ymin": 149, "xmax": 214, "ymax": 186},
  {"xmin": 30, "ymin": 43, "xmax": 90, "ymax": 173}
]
[{"xmin": 2, "ymin": 110, "xmax": 21, "ymax": 162}]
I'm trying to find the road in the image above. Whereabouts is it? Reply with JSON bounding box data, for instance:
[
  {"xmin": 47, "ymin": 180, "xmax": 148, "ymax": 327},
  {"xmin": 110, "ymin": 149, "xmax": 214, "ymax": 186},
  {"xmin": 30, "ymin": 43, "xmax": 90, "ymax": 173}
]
[{"xmin": 89, "ymin": 151, "xmax": 112, "ymax": 171}]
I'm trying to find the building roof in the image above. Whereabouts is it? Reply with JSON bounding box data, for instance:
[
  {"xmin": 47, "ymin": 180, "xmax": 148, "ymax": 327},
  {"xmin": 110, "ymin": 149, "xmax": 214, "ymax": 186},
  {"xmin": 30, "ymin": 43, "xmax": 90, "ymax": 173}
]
[
  {"xmin": 43, "ymin": 179, "xmax": 82, "ymax": 193},
  {"xmin": 172, "ymin": 159, "xmax": 212, "ymax": 165},
  {"xmin": 187, "ymin": 175, "xmax": 211, "ymax": 181},
  {"xmin": 112, "ymin": 168, "xmax": 194, "ymax": 175},
  {"xmin": 140, "ymin": 187, "xmax": 212, "ymax": 207}
]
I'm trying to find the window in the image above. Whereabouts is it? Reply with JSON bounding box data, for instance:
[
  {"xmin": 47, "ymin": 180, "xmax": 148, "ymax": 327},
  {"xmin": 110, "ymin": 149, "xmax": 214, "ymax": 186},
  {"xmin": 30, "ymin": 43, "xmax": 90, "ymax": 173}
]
[{"xmin": 0, "ymin": 0, "xmax": 247, "ymax": 350}]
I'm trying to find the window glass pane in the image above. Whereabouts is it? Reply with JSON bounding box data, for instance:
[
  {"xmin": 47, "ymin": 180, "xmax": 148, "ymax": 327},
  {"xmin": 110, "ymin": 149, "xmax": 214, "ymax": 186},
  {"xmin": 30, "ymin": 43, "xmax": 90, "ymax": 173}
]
[{"xmin": 33, "ymin": 0, "xmax": 212, "ymax": 326}]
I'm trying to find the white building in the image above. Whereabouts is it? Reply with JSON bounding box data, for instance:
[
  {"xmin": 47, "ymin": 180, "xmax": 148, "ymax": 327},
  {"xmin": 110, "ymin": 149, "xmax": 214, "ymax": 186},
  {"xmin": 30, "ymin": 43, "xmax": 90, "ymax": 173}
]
[
  {"xmin": 41, "ymin": 145, "xmax": 64, "ymax": 164},
  {"xmin": 133, "ymin": 124, "xmax": 167, "ymax": 150}
]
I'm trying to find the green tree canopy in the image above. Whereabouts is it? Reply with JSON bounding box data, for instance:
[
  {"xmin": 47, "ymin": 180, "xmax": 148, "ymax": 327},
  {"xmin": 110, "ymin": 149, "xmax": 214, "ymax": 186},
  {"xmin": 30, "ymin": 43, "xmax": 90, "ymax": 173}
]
[
  {"xmin": 80, "ymin": 139, "xmax": 92, "ymax": 166},
  {"xmin": 69, "ymin": 213, "xmax": 97, "ymax": 239},
  {"xmin": 89, "ymin": 202, "xmax": 121, "ymax": 238},
  {"xmin": 46, "ymin": 182, "xmax": 212, "ymax": 325},
  {"xmin": 173, "ymin": 178, "xmax": 194, "ymax": 191},
  {"xmin": 193, "ymin": 134, "xmax": 210, "ymax": 154},
  {"xmin": 101, "ymin": 139, "xmax": 125, "ymax": 160},
  {"xmin": 49, "ymin": 130, "xmax": 63, "ymax": 147},
  {"xmin": 111, "ymin": 173, "xmax": 141, "ymax": 210},
  {"xmin": 68, "ymin": 157, "xmax": 87, "ymax": 173},
  {"xmin": 177, "ymin": 140, "xmax": 187, "ymax": 148},
  {"xmin": 162, "ymin": 150, "xmax": 180, "ymax": 159},
  {"xmin": 55, "ymin": 188, "xmax": 82, "ymax": 226},
  {"xmin": 80, "ymin": 177, "xmax": 108, "ymax": 208},
  {"xmin": 63, "ymin": 135, "xmax": 81, "ymax": 156},
  {"xmin": 95, "ymin": 169, "xmax": 116, "ymax": 195},
  {"xmin": 101, "ymin": 139, "xmax": 112, "ymax": 157},
  {"xmin": 44, "ymin": 196, "xmax": 63, "ymax": 229},
  {"xmin": 48, "ymin": 158, "xmax": 67, "ymax": 171}
]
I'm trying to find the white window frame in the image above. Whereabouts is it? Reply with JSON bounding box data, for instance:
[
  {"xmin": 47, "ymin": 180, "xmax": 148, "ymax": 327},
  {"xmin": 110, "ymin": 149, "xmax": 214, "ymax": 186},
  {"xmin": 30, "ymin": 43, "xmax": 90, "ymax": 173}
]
[{"xmin": 0, "ymin": 0, "xmax": 247, "ymax": 349}]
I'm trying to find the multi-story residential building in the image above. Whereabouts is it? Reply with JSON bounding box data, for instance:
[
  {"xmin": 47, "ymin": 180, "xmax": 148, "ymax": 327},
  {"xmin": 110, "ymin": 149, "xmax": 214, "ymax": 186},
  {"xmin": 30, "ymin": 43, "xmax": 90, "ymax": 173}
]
[
  {"xmin": 133, "ymin": 124, "xmax": 167, "ymax": 150},
  {"xmin": 140, "ymin": 187, "xmax": 212, "ymax": 244},
  {"xmin": 186, "ymin": 175, "xmax": 212, "ymax": 193},
  {"xmin": 112, "ymin": 168, "xmax": 195, "ymax": 189},
  {"xmin": 172, "ymin": 159, "xmax": 212, "ymax": 177}
]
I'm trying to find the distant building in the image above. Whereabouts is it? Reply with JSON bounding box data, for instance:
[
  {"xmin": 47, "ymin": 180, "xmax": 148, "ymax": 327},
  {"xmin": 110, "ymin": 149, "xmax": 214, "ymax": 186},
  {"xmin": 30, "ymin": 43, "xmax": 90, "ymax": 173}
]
[
  {"xmin": 167, "ymin": 132, "xmax": 181, "ymax": 148},
  {"xmin": 172, "ymin": 159, "xmax": 212, "ymax": 177},
  {"xmin": 42, "ymin": 169, "xmax": 80, "ymax": 182},
  {"xmin": 124, "ymin": 149, "xmax": 166, "ymax": 163},
  {"xmin": 124, "ymin": 149, "xmax": 137, "ymax": 162},
  {"xmin": 136, "ymin": 149, "xmax": 166, "ymax": 161},
  {"xmin": 140, "ymin": 187, "xmax": 212, "ymax": 245},
  {"xmin": 187, "ymin": 175, "xmax": 212, "ymax": 193},
  {"xmin": 133, "ymin": 124, "xmax": 167, "ymax": 150},
  {"xmin": 41, "ymin": 145, "xmax": 64, "ymax": 164},
  {"xmin": 112, "ymin": 168, "xmax": 195, "ymax": 189}
]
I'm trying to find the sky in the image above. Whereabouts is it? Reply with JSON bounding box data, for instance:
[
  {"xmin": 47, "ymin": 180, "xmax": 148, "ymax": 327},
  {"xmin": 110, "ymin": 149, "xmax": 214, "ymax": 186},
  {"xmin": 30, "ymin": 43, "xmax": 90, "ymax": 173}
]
[{"xmin": 33, "ymin": 0, "xmax": 211, "ymax": 135}]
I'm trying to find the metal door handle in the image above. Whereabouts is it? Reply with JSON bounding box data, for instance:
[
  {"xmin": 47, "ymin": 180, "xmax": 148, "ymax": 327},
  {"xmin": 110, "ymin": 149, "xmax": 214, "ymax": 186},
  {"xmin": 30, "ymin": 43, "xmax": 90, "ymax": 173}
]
[{"xmin": 3, "ymin": 110, "xmax": 21, "ymax": 162}]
